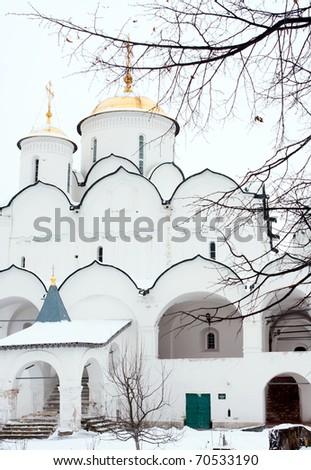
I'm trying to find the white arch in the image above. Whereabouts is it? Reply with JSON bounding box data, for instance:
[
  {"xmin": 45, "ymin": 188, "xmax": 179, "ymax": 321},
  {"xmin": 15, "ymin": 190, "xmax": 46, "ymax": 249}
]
[
  {"xmin": 0, "ymin": 267, "xmax": 45, "ymax": 309},
  {"xmin": 5, "ymin": 350, "xmax": 65, "ymax": 385},
  {"xmin": 157, "ymin": 290, "xmax": 243, "ymax": 359},
  {"xmin": 60, "ymin": 262, "xmax": 138, "ymax": 317},
  {"xmin": 150, "ymin": 256, "xmax": 242, "ymax": 325}
]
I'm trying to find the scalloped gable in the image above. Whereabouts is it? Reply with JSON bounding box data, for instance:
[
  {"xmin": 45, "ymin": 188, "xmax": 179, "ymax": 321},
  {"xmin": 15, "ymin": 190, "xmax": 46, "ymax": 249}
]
[
  {"xmin": 149, "ymin": 162, "xmax": 185, "ymax": 180},
  {"xmin": 59, "ymin": 260, "xmax": 139, "ymax": 292},
  {"xmin": 0, "ymin": 265, "xmax": 47, "ymax": 309},
  {"xmin": 8, "ymin": 182, "xmax": 78, "ymax": 240},
  {"xmin": 0, "ymin": 181, "xmax": 74, "ymax": 210},
  {"xmin": 79, "ymin": 166, "xmax": 163, "ymax": 207},
  {"xmin": 84, "ymin": 154, "xmax": 141, "ymax": 188},
  {"xmin": 149, "ymin": 162, "xmax": 185, "ymax": 201},
  {"xmin": 170, "ymin": 167, "xmax": 248, "ymax": 202},
  {"xmin": 0, "ymin": 264, "xmax": 47, "ymax": 290},
  {"xmin": 58, "ymin": 261, "xmax": 139, "ymax": 319},
  {"xmin": 148, "ymin": 254, "xmax": 242, "ymax": 292}
]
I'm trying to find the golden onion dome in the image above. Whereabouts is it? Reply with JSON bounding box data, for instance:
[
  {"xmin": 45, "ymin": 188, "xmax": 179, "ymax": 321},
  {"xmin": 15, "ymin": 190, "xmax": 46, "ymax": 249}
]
[
  {"xmin": 30, "ymin": 125, "xmax": 67, "ymax": 138},
  {"xmin": 17, "ymin": 124, "xmax": 78, "ymax": 152},
  {"xmin": 17, "ymin": 82, "xmax": 78, "ymax": 152},
  {"xmin": 91, "ymin": 95, "xmax": 166, "ymax": 116},
  {"xmin": 77, "ymin": 95, "xmax": 179, "ymax": 136}
]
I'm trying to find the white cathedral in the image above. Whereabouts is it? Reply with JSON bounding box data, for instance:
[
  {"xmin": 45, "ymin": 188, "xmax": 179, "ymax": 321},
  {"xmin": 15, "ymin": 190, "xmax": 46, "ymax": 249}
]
[{"xmin": 0, "ymin": 72, "xmax": 310, "ymax": 436}]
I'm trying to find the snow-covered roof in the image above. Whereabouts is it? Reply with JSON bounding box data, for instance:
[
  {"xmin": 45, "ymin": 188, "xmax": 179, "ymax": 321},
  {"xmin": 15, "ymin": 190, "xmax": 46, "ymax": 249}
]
[{"xmin": 0, "ymin": 319, "xmax": 131, "ymax": 350}]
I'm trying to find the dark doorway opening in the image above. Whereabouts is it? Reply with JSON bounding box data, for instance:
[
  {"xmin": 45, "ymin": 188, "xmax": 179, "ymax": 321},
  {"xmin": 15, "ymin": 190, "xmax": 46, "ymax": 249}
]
[{"xmin": 266, "ymin": 376, "xmax": 300, "ymax": 424}]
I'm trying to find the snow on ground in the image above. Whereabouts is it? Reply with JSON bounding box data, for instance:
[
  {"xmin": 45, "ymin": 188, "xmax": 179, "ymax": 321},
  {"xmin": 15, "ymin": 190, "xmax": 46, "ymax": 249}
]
[
  {"xmin": 2, "ymin": 424, "xmax": 311, "ymax": 451},
  {"xmin": 0, "ymin": 427, "xmax": 271, "ymax": 451}
]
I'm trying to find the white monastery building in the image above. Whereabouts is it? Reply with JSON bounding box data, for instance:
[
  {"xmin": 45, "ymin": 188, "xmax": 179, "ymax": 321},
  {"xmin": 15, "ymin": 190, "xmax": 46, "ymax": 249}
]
[{"xmin": 0, "ymin": 72, "xmax": 310, "ymax": 434}]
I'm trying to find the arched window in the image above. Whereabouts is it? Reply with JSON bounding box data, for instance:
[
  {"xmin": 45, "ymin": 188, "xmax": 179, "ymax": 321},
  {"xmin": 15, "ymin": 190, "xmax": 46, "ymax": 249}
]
[
  {"xmin": 294, "ymin": 346, "xmax": 307, "ymax": 351},
  {"xmin": 210, "ymin": 241, "xmax": 216, "ymax": 260},
  {"xmin": 207, "ymin": 332, "xmax": 216, "ymax": 350},
  {"xmin": 67, "ymin": 163, "xmax": 71, "ymax": 193},
  {"xmin": 21, "ymin": 256, "xmax": 26, "ymax": 268},
  {"xmin": 97, "ymin": 246, "xmax": 103, "ymax": 263},
  {"xmin": 34, "ymin": 158, "xmax": 39, "ymax": 182},
  {"xmin": 91, "ymin": 137, "xmax": 97, "ymax": 163},
  {"xmin": 138, "ymin": 135, "xmax": 144, "ymax": 174}
]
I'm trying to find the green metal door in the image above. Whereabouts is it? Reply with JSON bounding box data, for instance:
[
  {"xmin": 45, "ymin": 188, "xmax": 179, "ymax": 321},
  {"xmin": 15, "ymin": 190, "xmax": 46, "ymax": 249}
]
[{"xmin": 186, "ymin": 393, "xmax": 211, "ymax": 429}]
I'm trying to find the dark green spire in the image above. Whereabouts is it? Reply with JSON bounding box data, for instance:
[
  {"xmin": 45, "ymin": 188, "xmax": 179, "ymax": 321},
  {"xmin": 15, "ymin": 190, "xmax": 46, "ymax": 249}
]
[{"xmin": 36, "ymin": 285, "xmax": 71, "ymax": 323}]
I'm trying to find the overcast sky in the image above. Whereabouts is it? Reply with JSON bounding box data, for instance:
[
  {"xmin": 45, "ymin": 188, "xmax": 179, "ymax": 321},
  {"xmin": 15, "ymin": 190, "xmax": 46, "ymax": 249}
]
[{"xmin": 0, "ymin": 0, "xmax": 274, "ymax": 202}]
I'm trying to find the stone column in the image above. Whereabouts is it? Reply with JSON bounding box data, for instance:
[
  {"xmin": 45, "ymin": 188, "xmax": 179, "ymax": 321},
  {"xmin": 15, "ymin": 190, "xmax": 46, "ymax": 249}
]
[
  {"xmin": 243, "ymin": 315, "xmax": 263, "ymax": 354},
  {"xmin": 3, "ymin": 388, "xmax": 19, "ymax": 421},
  {"xmin": 88, "ymin": 380, "xmax": 104, "ymax": 417},
  {"xmin": 0, "ymin": 387, "xmax": 9, "ymax": 424},
  {"xmin": 138, "ymin": 326, "xmax": 158, "ymax": 357},
  {"xmin": 58, "ymin": 384, "xmax": 82, "ymax": 433}
]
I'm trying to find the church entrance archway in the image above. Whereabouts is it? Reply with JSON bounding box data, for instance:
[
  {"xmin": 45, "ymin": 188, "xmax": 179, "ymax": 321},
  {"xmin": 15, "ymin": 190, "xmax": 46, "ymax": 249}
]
[
  {"xmin": 81, "ymin": 366, "xmax": 90, "ymax": 416},
  {"xmin": 13, "ymin": 360, "xmax": 60, "ymax": 420},
  {"xmin": 266, "ymin": 375, "xmax": 301, "ymax": 424},
  {"xmin": 81, "ymin": 358, "xmax": 103, "ymax": 417}
]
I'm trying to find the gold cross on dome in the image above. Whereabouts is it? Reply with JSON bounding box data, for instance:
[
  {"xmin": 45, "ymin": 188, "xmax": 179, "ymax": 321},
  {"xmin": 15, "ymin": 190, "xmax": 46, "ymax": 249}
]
[
  {"xmin": 124, "ymin": 36, "xmax": 133, "ymax": 93},
  {"xmin": 45, "ymin": 81, "xmax": 54, "ymax": 124},
  {"xmin": 50, "ymin": 265, "xmax": 56, "ymax": 286}
]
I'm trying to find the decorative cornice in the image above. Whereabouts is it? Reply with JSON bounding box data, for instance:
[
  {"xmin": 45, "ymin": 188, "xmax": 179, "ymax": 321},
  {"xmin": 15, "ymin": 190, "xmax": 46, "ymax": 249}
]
[
  {"xmin": 20, "ymin": 138, "xmax": 74, "ymax": 156},
  {"xmin": 78, "ymin": 110, "xmax": 179, "ymax": 136}
]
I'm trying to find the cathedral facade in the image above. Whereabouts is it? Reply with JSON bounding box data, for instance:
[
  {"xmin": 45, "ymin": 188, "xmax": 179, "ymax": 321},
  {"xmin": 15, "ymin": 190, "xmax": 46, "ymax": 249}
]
[{"xmin": 0, "ymin": 83, "xmax": 310, "ymax": 433}]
